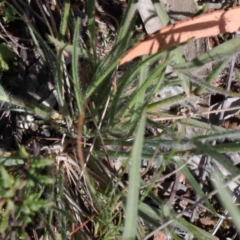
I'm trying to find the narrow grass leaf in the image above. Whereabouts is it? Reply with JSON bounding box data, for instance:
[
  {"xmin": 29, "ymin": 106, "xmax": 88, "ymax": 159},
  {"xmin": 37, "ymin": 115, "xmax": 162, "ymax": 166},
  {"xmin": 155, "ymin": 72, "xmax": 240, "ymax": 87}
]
[
  {"xmin": 0, "ymin": 88, "xmax": 61, "ymax": 120},
  {"xmin": 188, "ymin": 71, "xmax": 240, "ymax": 97},
  {"xmin": 72, "ymin": 18, "xmax": 83, "ymax": 113},
  {"xmin": 55, "ymin": 48, "xmax": 65, "ymax": 108},
  {"xmin": 117, "ymin": 0, "xmax": 137, "ymax": 44},
  {"xmin": 175, "ymin": 38, "xmax": 240, "ymax": 71},
  {"xmin": 85, "ymin": 44, "xmax": 121, "ymax": 99},
  {"xmin": 193, "ymin": 140, "xmax": 240, "ymax": 177},
  {"xmin": 123, "ymin": 110, "xmax": 146, "ymax": 239},
  {"xmin": 59, "ymin": 0, "xmax": 70, "ymax": 40},
  {"xmin": 126, "ymin": 55, "xmax": 149, "ymax": 134},
  {"xmin": 138, "ymin": 202, "xmax": 162, "ymax": 227},
  {"xmin": 48, "ymin": 35, "xmax": 88, "ymax": 58},
  {"xmin": 195, "ymin": 59, "xmax": 229, "ymax": 95},
  {"xmin": 212, "ymin": 171, "xmax": 240, "ymax": 233},
  {"xmin": 123, "ymin": 55, "xmax": 173, "ymax": 118},
  {"xmin": 179, "ymin": 118, "xmax": 227, "ymax": 133},
  {"xmin": 86, "ymin": 0, "xmax": 96, "ymax": 60},
  {"xmin": 110, "ymin": 51, "xmax": 167, "ymax": 122},
  {"xmin": 176, "ymin": 160, "xmax": 215, "ymax": 212},
  {"xmin": 193, "ymin": 130, "xmax": 240, "ymax": 142},
  {"xmin": 153, "ymin": 0, "xmax": 169, "ymax": 26},
  {"xmin": 177, "ymin": 216, "xmax": 216, "ymax": 240},
  {"xmin": 147, "ymin": 93, "xmax": 186, "ymax": 112}
]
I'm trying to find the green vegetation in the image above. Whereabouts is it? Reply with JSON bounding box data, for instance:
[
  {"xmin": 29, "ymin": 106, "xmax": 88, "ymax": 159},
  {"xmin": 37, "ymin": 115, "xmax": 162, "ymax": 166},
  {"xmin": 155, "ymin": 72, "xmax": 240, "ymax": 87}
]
[{"xmin": 0, "ymin": 0, "xmax": 240, "ymax": 239}]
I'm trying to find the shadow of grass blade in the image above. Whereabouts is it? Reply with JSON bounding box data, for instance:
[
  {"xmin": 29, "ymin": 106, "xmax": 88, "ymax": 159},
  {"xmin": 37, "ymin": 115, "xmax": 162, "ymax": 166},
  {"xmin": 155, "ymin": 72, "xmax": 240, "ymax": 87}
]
[{"xmin": 123, "ymin": 109, "xmax": 146, "ymax": 239}]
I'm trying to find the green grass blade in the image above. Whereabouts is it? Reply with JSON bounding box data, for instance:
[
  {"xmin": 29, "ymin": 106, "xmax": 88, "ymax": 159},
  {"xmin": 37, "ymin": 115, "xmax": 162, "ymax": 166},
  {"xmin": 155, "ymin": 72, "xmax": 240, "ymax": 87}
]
[
  {"xmin": 193, "ymin": 140, "xmax": 240, "ymax": 177},
  {"xmin": 138, "ymin": 202, "xmax": 162, "ymax": 227},
  {"xmin": 55, "ymin": 48, "xmax": 65, "ymax": 109},
  {"xmin": 117, "ymin": 0, "xmax": 137, "ymax": 44},
  {"xmin": 86, "ymin": 0, "xmax": 96, "ymax": 61},
  {"xmin": 177, "ymin": 216, "xmax": 216, "ymax": 240},
  {"xmin": 126, "ymin": 55, "xmax": 148, "ymax": 134},
  {"xmin": 85, "ymin": 43, "xmax": 122, "ymax": 99},
  {"xmin": 48, "ymin": 35, "xmax": 88, "ymax": 58},
  {"xmin": 122, "ymin": 55, "xmax": 173, "ymax": 118},
  {"xmin": 193, "ymin": 130, "xmax": 240, "ymax": 142},
  {"xmin": 72, "ymin": 18, "xmax": 83, "ymax": 113},
  {"xmin": 147, "ymin": 93, "xmax": 186, "ymax": 112},
  {"xmin": 212, "ymin": 171, "xmax": 240, "ymax": 233},
  {"xmin": 179, "ymin": 118, "xmax": 227, "ymax": 133},
  {"xmin": 175, "ymin": 38, "xmax": 240, "ymax": 71},
  {"xmin": 59, "ymin": 0, "xmax": 70, "ymax": 40},
  {"xmin": 122, "ymin": 109, "xmax": 146, "ymax": 239},
  {"xmin": 195, "ymin": 59, "xmax": 229, "ymax": 95},
  {"xmin": 176, "ymin": 160, "xmax": 215, "ymax": 212},
  {"xmin": 153, "ymin": 0, "xmax": 169, "ymax": 26},
  {"xmin": 188, "ymin": 71, "xmax": 240, "ymax": 97},
  {"xmin": 110, "ymin": 50, "xmax": 174, "ymax": 122},
  {"xmin": 0, "ymin": 89, "xmax": 61, "ymax": 120}
]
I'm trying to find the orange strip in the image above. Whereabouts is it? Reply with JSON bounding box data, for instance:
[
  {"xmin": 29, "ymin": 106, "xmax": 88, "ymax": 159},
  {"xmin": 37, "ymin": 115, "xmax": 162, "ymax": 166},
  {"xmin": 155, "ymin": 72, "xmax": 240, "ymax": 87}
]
[{"xmin": 120, "ymin": 6, "xmax": 240, "ymax": 65}]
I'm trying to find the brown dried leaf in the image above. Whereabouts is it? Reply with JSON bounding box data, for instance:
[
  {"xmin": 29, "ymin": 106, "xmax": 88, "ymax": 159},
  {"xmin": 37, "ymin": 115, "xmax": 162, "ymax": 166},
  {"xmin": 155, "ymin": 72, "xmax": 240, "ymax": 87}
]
[{"xmin": 120, "ymin": 6, "xmax": 240, "ymax": 65}]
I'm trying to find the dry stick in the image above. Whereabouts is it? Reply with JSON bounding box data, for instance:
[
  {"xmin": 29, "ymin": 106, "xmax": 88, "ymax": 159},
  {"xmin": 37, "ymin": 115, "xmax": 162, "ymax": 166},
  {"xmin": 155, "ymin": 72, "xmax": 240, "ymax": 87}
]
[
  {"xmin": 212, "ymin": 195, "xmax": 237, "ymax": 235},
  {"xmin": 120, "ymin": 6, "xmax": 240, "ymax": 65},
  {"xmin": 175, "ymin": 195, "xmax": 228, "ymax": 220},
  {"xmin": 141, "ymin": 157, "xmax": 193, "ymax": 189},
  {"xmin": 152, "ymin": 105, "xmax": 240, "ymax": 121},
  {"xmin": 0, "ymin": 21, "xmax": 28, "ymax": 50},
  {"xmin": 167, "ymin": 169, "xmax": 181, "ymax": 206}
]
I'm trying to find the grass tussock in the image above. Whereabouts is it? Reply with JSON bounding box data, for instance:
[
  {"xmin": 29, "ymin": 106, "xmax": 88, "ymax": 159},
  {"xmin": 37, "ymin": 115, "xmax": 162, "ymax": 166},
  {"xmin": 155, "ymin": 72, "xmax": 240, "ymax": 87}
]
[{"xmin": 0, "ymin": 0, "xmax": 240, "ymax": 239}]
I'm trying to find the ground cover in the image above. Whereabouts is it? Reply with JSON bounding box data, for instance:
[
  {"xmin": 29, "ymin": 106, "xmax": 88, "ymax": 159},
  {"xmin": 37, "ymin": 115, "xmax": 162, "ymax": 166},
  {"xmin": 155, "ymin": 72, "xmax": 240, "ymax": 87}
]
[{"xmin": 0, "ymin": 0, "xmax": 240, "ymax": 239}]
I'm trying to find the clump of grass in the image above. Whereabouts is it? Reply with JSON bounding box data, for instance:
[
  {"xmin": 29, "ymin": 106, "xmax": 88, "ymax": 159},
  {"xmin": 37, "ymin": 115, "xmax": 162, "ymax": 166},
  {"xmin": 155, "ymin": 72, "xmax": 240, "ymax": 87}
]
[{"xmin": 0, "ymin": 0, "xmax": 240, "ymax": 239}]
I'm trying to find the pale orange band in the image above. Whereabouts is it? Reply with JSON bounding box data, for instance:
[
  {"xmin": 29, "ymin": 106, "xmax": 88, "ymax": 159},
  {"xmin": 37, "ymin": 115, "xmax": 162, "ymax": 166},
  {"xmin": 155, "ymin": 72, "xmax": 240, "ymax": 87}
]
[{"xmin": 120, "ymin": 6, "xmax": 240, "ymax": 65}]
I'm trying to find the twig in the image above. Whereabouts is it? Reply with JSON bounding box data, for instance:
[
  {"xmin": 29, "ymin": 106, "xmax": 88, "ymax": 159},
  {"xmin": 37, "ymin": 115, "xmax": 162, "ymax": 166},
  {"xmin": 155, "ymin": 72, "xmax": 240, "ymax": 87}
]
[
  {"xmin": 168, "ymin": 169, "xmax": 181, "ymax": 206},
  {"xmin": 152, "ymin": 105, "xmax": 240, "ymax": 121},
  {"xmin": 0, "ymin": 20, "xmax": 28, "ymax": 50}
]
